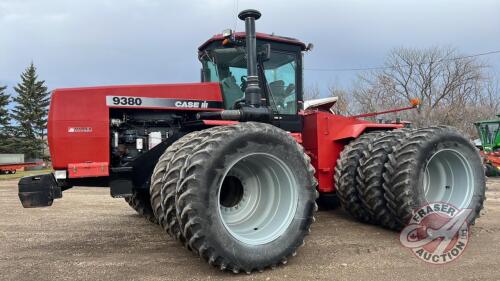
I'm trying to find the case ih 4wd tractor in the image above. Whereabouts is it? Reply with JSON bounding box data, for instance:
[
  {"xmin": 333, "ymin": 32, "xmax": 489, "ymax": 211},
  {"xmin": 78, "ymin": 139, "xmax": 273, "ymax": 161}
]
[{"xmin": 19, "ymin": 10, "xmax": 485, "ymax": 273}]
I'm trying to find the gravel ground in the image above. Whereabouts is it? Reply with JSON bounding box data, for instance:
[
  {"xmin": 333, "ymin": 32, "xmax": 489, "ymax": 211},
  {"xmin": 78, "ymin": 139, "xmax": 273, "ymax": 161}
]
[{"xmin": 1, "ymin": 178, "xmax": 499, "ymax": 281}]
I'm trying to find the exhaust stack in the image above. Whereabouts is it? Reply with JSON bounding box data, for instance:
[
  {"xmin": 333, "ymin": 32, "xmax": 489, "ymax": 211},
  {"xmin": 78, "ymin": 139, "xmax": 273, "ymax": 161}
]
[{"xmin": 238, "ymin": 9, "xmax": 262, "ymax": 107}]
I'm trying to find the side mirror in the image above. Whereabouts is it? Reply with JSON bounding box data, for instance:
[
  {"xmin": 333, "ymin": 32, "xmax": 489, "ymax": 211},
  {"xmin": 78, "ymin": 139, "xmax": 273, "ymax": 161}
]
[
  {"xmin": 258, "ymin": 44, "xmax": 271, "ymax": 61},
  {"xmin": 201, "ymin": 68, "xmax": 211, "ymax": 82},
  {"xmin": 306, "ymin": 43, "xmax": 314, "ymax": 52}
]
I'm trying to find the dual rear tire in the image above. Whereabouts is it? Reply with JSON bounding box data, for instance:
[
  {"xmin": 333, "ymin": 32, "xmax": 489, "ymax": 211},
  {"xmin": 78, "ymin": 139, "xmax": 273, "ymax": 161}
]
[{"xmin": 335, "ymin": 126, "xmax": 486, "ymax": 230}]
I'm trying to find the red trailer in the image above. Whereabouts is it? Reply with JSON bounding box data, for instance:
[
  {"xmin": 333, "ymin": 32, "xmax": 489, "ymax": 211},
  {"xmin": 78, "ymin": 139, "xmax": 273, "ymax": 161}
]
[{"xmin": 0, "ymin": 162, "xmax": 43, "ymax": 174}]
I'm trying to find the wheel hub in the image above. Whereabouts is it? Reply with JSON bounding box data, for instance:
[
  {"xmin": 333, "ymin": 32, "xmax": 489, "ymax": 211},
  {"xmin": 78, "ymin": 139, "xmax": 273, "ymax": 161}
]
[
  {"xmin": 217, "ymin": 153, "xmax": 299, "ymax": 245},
  {"xmin": 423, "ymin": 149, "xmax": 474, "ymax": 208},
  {"xmin": 220, "ymin": 175, "xmax": 245, "ymax": 209}
]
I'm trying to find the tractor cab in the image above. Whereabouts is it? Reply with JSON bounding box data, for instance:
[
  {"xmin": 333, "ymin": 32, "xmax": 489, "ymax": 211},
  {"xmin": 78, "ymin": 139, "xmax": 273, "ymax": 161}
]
[
  {"xmin": 198, "ymin": 31, "xmax": 308, "ymax": 132},
  {"xmin": 475, "ymin": 115, "xmax": 500, "ymax": 152},
  {"xmin": 475, "ymin": 115, "xmax": 500, "ymax": 176}
]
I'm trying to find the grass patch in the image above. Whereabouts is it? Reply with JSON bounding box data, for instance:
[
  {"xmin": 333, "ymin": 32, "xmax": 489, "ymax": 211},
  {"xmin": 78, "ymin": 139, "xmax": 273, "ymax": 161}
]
[{"xmin": 0, "ymin": 169, "xmax": 53, "ymax": 180}]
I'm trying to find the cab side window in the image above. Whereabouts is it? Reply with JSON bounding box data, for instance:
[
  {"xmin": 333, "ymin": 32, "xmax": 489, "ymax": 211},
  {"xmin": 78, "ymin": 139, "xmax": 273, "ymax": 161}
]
[{"xmin": 264, "ymin": 52, "xmax": 297, "ymax": 115}]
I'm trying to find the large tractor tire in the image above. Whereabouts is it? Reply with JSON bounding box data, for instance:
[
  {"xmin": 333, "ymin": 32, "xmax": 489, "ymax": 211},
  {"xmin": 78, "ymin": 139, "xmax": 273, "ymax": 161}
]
[
  {"xmin": 356, "ymin": 129, "xmax": 411, "ymax": 229},
  {"xmin": 150, "ymin": 131, "xmax": 200, "ymax": 230},
  {"xmin": 168, "ymin": 122, "xmax": 317, "ymax": 273},
  {"xmin": 384, "ymin": 126, "xmax": 486, "ymax": 227},
  {"xmin": 124, "ymin": 189, "xmax": 157, "ymax": 224},
  {"xmin": 335, "ymin": 132, "xmax": 383, "ymax": 223},
  {"xmin": 154, "ymin": 128, "xmax": 226, "ymax": 244}
]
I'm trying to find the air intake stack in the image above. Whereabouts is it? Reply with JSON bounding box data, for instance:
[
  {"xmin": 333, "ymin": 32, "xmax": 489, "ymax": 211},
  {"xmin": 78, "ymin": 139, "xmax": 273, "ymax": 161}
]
[{"xmin": 238, "ymin": 9, "xmax": 262, "ymax": 107}]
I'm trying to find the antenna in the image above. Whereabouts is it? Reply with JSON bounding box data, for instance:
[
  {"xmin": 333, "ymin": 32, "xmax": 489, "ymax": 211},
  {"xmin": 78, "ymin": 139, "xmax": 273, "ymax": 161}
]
[{"xmin": 233, "ymin": 0, "xmax": 239, "ymax": 31}]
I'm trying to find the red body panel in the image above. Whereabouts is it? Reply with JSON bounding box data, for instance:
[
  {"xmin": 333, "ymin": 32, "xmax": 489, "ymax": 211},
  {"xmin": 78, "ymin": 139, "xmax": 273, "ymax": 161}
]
[
  {"xmin": 302, "ymin": 111, "xmax": 403, "ymax": 193},
  {"xmin": 68, "ymin": 162, "xmax": 109, "ymax": 178},
  {"xmin": 48, "ymin": 83, "xmax": 223, "ymax": 171},
  {"xmin": 202, "ymin": 120, "xmax": 239, "ymax": 126}
]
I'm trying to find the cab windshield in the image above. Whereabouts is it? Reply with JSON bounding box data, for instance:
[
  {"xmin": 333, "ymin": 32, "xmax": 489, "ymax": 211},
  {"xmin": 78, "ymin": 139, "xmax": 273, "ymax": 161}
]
[
  {"xmin": 200, "ymin": 47, "xmax": 297, "ymax": 114},
  {"xmin": 478, "ymin": 123, "xmax": 500, "ymax": 149}
]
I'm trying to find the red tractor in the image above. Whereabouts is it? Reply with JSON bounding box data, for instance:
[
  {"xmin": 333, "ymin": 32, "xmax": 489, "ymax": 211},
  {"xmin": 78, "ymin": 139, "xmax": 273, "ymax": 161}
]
[{"xmin": 19, "ymin": 10, "xmax": 485, "ymax": 273}]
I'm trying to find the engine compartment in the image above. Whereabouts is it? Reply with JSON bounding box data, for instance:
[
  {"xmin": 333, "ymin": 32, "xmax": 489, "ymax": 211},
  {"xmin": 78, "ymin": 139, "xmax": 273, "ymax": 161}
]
[{"xmin": 109, "ymin": 109, "xmax": 187, "ymax": 167}]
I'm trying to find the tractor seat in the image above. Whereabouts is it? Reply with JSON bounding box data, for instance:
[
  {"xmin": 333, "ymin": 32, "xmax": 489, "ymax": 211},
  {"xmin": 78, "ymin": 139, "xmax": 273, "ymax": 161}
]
[
  {"xmin": 269, "ymin": 80, "xmax": 286, "ymax": 99},
  {"xmin": 221, "ymin": 76, "xmax": 244, "ymax": 109}
]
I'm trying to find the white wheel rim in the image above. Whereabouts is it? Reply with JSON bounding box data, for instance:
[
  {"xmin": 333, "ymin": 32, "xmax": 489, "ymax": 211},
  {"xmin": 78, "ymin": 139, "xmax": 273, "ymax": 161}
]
[
  {"xmin": 423, "ymin": 149, "xmax": 474, "ymax": 208},
  {"xmin": 217, "ymin": 153, "xmax": 299, "ymax": 245}
]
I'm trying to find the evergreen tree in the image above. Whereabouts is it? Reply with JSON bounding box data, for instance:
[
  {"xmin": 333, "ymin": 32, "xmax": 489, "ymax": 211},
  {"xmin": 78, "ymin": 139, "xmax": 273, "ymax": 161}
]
[
  {"xmin": 0, "ymin": 85, "xmax": 9, "ymax": 127},
  {"xmin": 0, "ymin": 86, "xmax": 32, "ymax": 155},
  {"xmin": 0, "ymin": 126, "xmax": 22, "ymax": 154},
  {"xmin": 0, "ymin": 85, "xmax": 14, "ymax": 153},
  {"xmin": 11, "ymin": 63, "xmax": 50, "ymax": 159}
]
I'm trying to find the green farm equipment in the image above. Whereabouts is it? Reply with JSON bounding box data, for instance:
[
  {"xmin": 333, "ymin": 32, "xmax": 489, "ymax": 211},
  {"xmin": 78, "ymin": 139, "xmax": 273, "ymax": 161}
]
[{"xmin": 475, "ymin": 115, "xmax": 500, "ymax": 176}]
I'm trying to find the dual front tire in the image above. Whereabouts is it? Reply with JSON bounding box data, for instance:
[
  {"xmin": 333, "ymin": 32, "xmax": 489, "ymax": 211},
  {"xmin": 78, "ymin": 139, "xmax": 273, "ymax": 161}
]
[
  {"xmin": 150, "ymin": 122, "xmax": 317, "ymax": 273},
  {"xmin": 335, "ymin": 126, "xmax": 486, "ymax": 230},
  {"xmin": 124, "ymin": 189, "xmax": 157, "ymax": 224}
]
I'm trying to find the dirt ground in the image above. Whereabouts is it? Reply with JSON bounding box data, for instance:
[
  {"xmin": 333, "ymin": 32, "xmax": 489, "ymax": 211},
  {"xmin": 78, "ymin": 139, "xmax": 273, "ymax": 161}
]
[{"xmin": 1, "ymin": 178, "xmax": 499, "ymax": 281}]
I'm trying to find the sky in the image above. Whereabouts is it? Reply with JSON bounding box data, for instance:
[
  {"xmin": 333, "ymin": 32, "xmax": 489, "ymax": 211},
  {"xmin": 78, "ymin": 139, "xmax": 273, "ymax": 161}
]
[{"xmin": 1, "ymin": 0, "xmax": 499, "ymax": 98}]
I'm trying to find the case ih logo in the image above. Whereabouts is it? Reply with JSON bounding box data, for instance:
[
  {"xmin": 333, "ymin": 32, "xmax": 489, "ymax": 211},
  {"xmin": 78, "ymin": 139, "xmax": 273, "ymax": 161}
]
[
  {"xmin": 174, "ymin": 101, "xmax": 209, "ymax": 108},
  {"xmin": 106, "ymin": 96, "xmax": 221, "ymax": 109},
  {"xmin": 68, "ymin": 127, "xmax": 93, "ymax": 133},
  {"xmin": 399, "ymin": 202, "xmax": 471, "ymax": 264}
]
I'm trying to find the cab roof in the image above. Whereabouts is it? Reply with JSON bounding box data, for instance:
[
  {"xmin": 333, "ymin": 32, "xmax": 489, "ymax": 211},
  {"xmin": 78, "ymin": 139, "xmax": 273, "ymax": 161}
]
[
  {"xmin": 198, "ymin": 32, "xmax": 307, "ymax": 51},
  {"xmin": 474, "ymin": 115, "xmax": 500, "ymax": 124}
]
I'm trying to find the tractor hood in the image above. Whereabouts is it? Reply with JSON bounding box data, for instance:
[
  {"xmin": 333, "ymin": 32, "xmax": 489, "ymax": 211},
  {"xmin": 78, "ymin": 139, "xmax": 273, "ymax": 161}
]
[
  {"xmin": 48, "ymin": 82, "xmax": 223, "ymax": 170},
  {"xmin": 50, "ymin": 82, "xmax": 224, "ymax": 112}
]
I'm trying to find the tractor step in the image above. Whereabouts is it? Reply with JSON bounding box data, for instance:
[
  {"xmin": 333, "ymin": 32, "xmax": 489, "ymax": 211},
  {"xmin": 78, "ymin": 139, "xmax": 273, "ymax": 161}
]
[
  {"xmin": 110, "ymin": 167, "xmax": 134, "ymax": 198},
  {"xmin": 18, "ymin": 174, "xmax": 62, "ymax": 208}
]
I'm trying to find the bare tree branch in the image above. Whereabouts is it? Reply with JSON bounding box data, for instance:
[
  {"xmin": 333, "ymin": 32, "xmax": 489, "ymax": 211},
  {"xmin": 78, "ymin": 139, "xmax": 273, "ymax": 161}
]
[{"xmin": 348, "ymin": 46, "xmax": 498, "ymax": 135}]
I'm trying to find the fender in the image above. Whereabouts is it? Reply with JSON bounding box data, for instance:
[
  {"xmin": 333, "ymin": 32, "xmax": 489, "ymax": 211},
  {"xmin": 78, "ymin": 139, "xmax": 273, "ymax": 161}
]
[
  {"xmin": 302, "ymin": 111, "xmax": 403, "ymax": 193},
  {"xmin": 332, "ymin": 121, "xmax": 402, "ymax": 141}
]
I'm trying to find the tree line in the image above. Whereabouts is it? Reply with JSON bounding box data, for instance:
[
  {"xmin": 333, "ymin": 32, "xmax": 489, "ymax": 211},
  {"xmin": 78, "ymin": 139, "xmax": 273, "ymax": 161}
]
[
  {"xmin": 0, "ymin": 63, "xmax": 50, "ymax": 159},
  {"xmin": 305, "ymin": 46, "xmax": 500, "ymax": 137}
]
